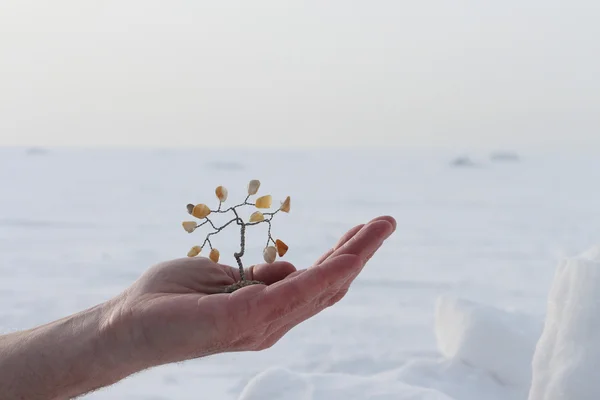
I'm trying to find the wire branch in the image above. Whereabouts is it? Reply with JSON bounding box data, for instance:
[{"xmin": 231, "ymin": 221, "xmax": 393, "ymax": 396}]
[{"xmin": 186, "ymin": 188, "xmax": 287, "ymax": 287}]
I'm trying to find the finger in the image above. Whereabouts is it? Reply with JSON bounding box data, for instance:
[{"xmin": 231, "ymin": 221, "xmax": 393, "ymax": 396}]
[
  {"xmin": 254, "ymin": 220, "xmax": 393, "ymax": 323},
  {"xmin": 328, "ymin": 218, "xmax": 395, "ymax": 263},
  {"xmin": 256, "ymin": 253, "xmax": 363, "ymax": 323},
  {"xmin": 375, "ymin": 215, "xmax": 397, "ymax": 231},
  {"xmin": 229, "ymin": 218, "xmax": 396, "ymax": 330},
  {"xmin": 313, "ymin": 215, "xmax": 397, "ymax": 267},
  {"xmin": 258, "ymin": 281, "xmax": 350, "ymax": 349},
  {"xmin": 257, "ymin": 258, "xmax": 360, "ymax": 339},
  {"xmin": 223, "ymin": 270, "xmax": 307, "ymax": 316},
  {"xmin": 248, "ymin": 262, "xmax": 297, "ymax": 284},
  {"xmin": 255, "ymin": 274, "xmax": 356, "ymax": 350},
  {"xmin": 254, "ymin": 218, "xmax": 396, "ymax": 338},
  {"xmin": 264, "ymin": 220, "xmax": 394, "ymax": 298},
  {"xmin": 312, "ymin": 224, "xmax": 364, "ymax": 266},
  {"xmin": 223, "ymin": 261, "xmax": 296, "ymax": 285}
]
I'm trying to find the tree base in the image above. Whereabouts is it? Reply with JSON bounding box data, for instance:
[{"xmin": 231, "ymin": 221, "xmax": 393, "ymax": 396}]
[{"xmin": 224, "ymin": 280, "xmax": 265, "ymax": 293}]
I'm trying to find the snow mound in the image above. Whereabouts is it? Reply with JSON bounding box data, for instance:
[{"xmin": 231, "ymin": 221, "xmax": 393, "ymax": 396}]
[
  {"xmin": 450, "ymin": 156, "xmax": 478, "ymax": 168},
  {"xmin": 528, "ymin": 245, "xmax": 600, "ymax": 400},
  {"xmin": 490, "ymin": 151, "xmax": 520, "ymax": 162},
  {"xmin": 238, "ymin": 367, "xmax": 454, "ymax": 400},
  {"xmin": 435, "ymin": 295, "xmax": 542, "ymax": 387},
  {"xmin": 238, "ymin": 367, "xmax": 313, "ymax": 400},
  {"xmin": 390, "ymin": 358, "xmax": 528, "ymax": 400}
]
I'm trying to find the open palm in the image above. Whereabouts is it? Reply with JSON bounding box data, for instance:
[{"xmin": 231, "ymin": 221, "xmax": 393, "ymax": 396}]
[{"xmin": 109, "ymin": 216, "xmax": 396, "ymax": 369}]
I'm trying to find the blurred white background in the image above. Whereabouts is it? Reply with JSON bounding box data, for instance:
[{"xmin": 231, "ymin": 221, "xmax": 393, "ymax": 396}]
[{"xmin": 1, "ymin": 0, "xmax": 599, "ymax": 148}]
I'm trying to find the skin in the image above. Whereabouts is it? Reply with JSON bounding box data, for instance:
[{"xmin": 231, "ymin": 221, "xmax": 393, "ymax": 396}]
[{"xmin": 0, "ymin": 215, "xmax": 396, "ymax": 400}]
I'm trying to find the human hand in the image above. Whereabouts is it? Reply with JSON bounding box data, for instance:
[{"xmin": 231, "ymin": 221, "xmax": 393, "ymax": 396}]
[{"xmin": 105, "ymin": 215, "xmax": 396, "ymax": 372}]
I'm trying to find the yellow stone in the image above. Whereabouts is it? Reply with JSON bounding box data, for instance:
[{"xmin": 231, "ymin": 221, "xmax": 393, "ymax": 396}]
[
  {"xmin": 192, "ymin": 204, "xmax": 211, "ymax": 219},
  {"xmin": 182, "ymin": 221, "xmax": 197, "ymax": 233},
  {"xmin": 280, "ymin": 196, "xmax": 291, "ymax": 213},
  {"xmin": 255, "ymin": 195, "xmax": 272, "ymax": 209},
  {"xmin": 263, "ymin": 246, "xmax": 277, "ymax": 263},
  {"xmin": 187, "ymin": 246, "xmax": 202, "ymax": 257},
  {"xmin": 249, "ymin": 211, "xmax": 265, "ymax": 223},
  {"xmin": 215, "ymin": 186, "xmax": 228, "ymax": 202},
  {"xmin": 209, "ymin": 248, "xmax": 220, "ymax": 263},
  {"xmin": 248, "ymin": 179, "xmax": 261, "ymax": 195},
  {"xmin": 275, "ymin": 239, "xmax": 289, "ymax": 257}
]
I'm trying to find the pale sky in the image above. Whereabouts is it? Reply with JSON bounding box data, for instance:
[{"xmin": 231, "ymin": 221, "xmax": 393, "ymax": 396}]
[{"xmin": 1, "ymin": 1, "xmax": 599, "ymax": 148}]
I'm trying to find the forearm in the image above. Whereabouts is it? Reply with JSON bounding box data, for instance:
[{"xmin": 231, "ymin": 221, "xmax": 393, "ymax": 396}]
[{"xmin": 0, "ymin": 301, "xmax": 138, "ymax": 400}]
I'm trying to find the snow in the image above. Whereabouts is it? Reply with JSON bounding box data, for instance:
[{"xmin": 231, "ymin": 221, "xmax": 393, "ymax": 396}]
[
  {"xmin": 528, "ymin": 245, "xmax": 600, "ymax": 400},
  {"xmin": 1, "ymin": 147, "xmax": 599, "ymax": 399},
  {"xmin": 435, "ymin": 295, "xmax": 542, "ymax": 387},
  {"xmin": 239, "ymin": 367, "xmax": 454, "ymax": 400}
]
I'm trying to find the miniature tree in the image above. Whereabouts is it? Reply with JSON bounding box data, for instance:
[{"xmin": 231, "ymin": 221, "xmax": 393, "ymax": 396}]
[{"xmin": 182, "ymin": 179, "xmax": 291, "ymax": 293}]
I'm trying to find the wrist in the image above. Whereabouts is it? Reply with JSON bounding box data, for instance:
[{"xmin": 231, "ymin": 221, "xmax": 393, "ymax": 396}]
[
  {"xmin": 56, "ymin": 302, "xmax": 130, "ymax": 395},
  {"xmin": 47, "ymin": 301, "xmax": 138, "ymax": 398},
  {"xmin": 96, "ymin": 293, "xmax": 151, "ymax": 378}
]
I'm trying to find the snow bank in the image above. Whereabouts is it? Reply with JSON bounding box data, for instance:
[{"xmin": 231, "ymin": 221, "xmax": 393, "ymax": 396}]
[
  {"xmin": 238, "ymin": 367, "xmax": 313, "ymax": 400},
  {"xmin": 387, "ymin": 358, "xmax": 529, "ymax": 400},
  {"xmin": 435, "ymin": 295, "xmax": 542, "ymax": 387},
  {"xmin": 238, "ymin": 367, "xmax": 454, "ymax": 400},
  {"xmin": 528, "ymin": 245, "xmax": 600, "ymax": 400}
]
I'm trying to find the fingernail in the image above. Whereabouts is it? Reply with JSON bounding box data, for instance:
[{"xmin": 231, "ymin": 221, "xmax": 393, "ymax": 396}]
[{"xmin": 372, "ymin": 220, "xmax": 395, "ymax": 238}]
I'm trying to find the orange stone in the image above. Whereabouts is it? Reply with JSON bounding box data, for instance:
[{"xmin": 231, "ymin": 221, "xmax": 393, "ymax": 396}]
[
  {"xmin": 275, "ymin": 239, "xmax": 289, "ymax": 257},
  {"xmin": 182, "ymin": 221, "xmax": 197, "ymax": 233},
  {"xmin": 209, "ymin": 248, "xmax": 220, "ymax": 263},
  {"xmin": 255, "ymin": 195, "xmax": 272, "ymax": 209},
  {"xmin": 215, "ymin": 186, "xmax": 228, "ymax": 202},
  {"xmin": 192, "ymin": 204, "xmax": 211, "ymax": 219},
  {"xmin": 280, "ymin": 196, "xmax": 291, "ymax": 213},
  {"xmin": 249, "ymin": 211, "xmax": 265, "ymax": 222},
  {"xmin": 187, "ymin": 246, "xmax": 202, "ymax": 257}
]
